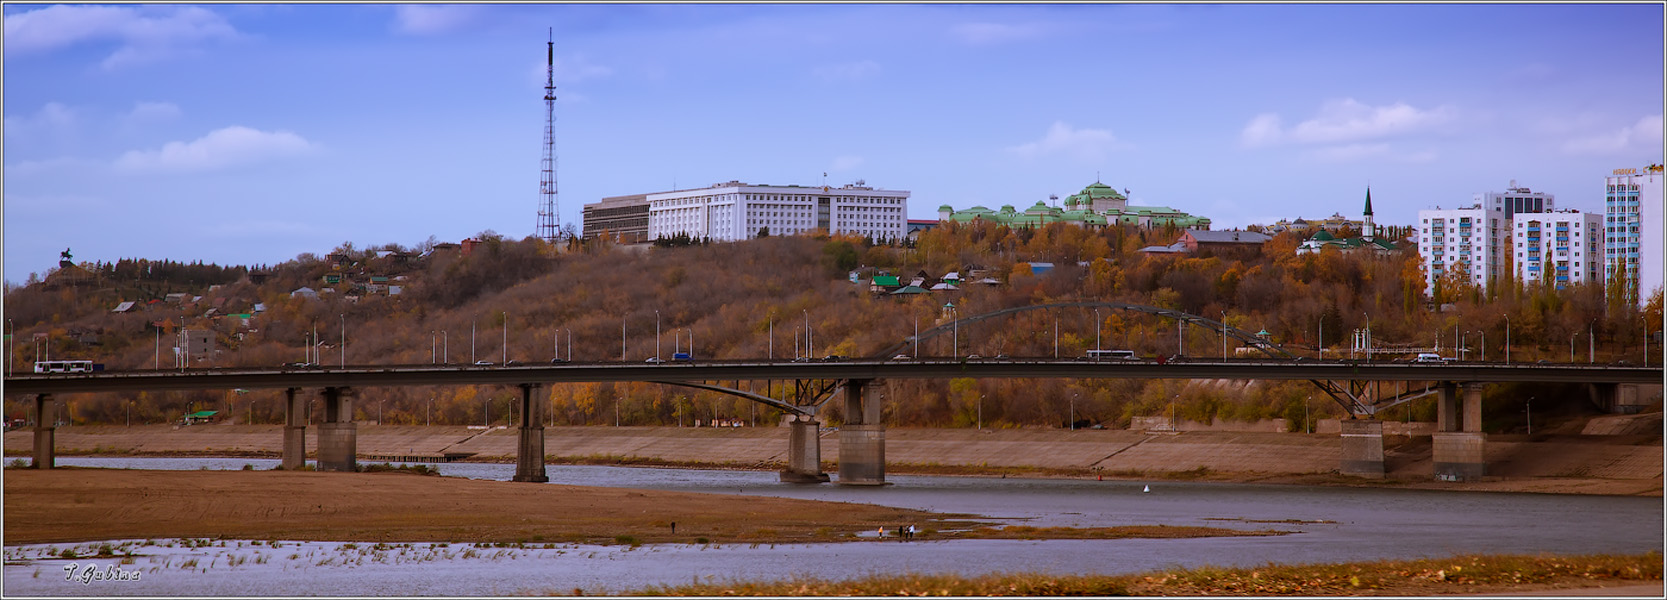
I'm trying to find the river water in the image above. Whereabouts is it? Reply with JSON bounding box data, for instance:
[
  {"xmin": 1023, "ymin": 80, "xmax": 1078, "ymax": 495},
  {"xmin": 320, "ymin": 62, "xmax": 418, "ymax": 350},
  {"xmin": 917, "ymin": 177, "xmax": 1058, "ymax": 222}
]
[{"xmin": 5, "ymin": 457, "xmax": 1661, "ymax": 596}]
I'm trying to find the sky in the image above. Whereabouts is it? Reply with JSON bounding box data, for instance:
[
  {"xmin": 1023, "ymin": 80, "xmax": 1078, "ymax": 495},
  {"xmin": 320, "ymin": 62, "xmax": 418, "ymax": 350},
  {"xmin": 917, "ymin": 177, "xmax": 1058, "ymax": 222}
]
[{"xmin": 4, "ymin": 3, "xmax": 1663, "ymax": 282}]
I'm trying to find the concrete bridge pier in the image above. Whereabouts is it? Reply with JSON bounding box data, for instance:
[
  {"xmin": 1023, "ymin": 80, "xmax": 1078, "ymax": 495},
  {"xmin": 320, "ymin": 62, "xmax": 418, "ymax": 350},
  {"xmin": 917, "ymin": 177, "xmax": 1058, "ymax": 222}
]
[
  {"xmin": 512, "ymin": 384, "xmax": 548, "ymax": 483},
  {"xmin": 837, "ymin": 379, "xmax": 888, "ymax": 486},
  {"xmin": 32, "ymin": 394, "xmax": 56, "ymax": 469},
  {"xmin": 1433, "ymin": 382, "xmax": 1485, "ymax": 481},
  {"xmin": 1338, "ymin": 418, "xmax": 1385, "ymax": 478},
  {"xmin": 780, "ymin": 417, "xmax": 829, "ymax": 482},
  {"xmin": 282, "ymin": 387, "xmax": 307, "ymax": 470},
  {"xmin": 316, "ymin": 387, "xmax": 357, "ymax": 472}
]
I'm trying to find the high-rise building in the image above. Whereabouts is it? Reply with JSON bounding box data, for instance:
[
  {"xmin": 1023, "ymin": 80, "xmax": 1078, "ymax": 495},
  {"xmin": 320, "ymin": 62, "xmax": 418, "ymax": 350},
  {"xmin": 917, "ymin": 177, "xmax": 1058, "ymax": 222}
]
[
  {"xmin": 1603, "ymin": 165, "xmax": 1664, "ymax": 304},
  {"xmin": 1418, "ymin": 182, "xmax": 1555, "ymax": 295},
  {"xmin": 646, "ymin": 180, "xmax": 908, "ymax": 243},
  {"xmin": 1513, "ymin": 210, "xmax": 1603, "ymax": 291},
  {"xmin": 1477, "ymin": 180, "xmax": 1555, "ymax": 220}
]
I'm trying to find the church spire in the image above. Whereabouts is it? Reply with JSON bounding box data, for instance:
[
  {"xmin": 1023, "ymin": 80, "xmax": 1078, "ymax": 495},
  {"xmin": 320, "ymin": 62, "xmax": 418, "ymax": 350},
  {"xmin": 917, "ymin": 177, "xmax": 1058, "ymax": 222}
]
[{"xmin": 1363, "ymin": 187, "xmax": 1374, "ymax": 216}]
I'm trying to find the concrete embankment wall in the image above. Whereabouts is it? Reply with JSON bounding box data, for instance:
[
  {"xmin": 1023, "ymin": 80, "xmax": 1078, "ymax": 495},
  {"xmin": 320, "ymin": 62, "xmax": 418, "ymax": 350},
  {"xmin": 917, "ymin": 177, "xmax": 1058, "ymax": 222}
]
[{"xmin": 6, "ymin": 424, "xmax": 1661, "ymax": 481}]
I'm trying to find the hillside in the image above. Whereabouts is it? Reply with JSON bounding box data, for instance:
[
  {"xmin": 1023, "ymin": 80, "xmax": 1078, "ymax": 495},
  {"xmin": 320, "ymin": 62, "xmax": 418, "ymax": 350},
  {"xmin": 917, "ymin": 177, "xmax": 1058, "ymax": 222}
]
[{"xmin": 4, "ymin": 224, "xmax": 1660, "ymax": 430}]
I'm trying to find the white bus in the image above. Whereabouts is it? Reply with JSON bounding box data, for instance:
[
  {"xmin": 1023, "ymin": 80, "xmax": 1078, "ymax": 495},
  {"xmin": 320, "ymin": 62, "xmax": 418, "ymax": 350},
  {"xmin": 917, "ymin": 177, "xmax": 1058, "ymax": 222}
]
[
  {"xmin": 1085, "ymin": 350, "xmax": 1138, "ymax": 361},
  {"xmin": 33, "ymin": 360, "xmax": 102, "ymax": 373}
]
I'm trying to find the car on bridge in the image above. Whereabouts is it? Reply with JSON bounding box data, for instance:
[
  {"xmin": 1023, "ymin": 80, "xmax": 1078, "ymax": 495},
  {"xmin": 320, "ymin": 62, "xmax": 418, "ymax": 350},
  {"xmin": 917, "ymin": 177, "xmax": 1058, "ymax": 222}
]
[
  {"xmin": 473, "ymin": 361, "xmax": 494, "ymax": 366},
  {"xmin": 645, "ymin": 357, "xmax": 665, "ymax": 364}
]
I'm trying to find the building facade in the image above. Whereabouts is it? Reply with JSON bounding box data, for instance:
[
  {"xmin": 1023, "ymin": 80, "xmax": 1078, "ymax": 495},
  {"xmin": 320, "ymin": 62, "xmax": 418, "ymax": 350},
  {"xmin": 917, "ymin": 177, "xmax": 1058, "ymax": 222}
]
[
  {"xmin": 1513, "ymin": 210, "xmax": 1603, "ymax": 291},
  {"xmin": 582, "ymin": 194, "xmax": 650, "ymax": 244},
  {"xmin": 1604, "ymin": 165, "xmax": 1663, "ymax": 303},
  {"xmin": 1476, "ymin": 181, "xmax": 1555, "ymax": 220},
  {"xmin": 645, "ymin": 181, "xmax": 909, "ymax": 243},
  {"xmin": 1417, "ymin": 182, "xmax": 1552, "ymax": 294}
]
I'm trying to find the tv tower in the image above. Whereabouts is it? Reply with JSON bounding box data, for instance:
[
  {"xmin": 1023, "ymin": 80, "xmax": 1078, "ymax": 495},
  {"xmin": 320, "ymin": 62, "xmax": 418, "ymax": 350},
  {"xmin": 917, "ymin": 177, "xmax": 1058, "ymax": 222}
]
[{"xmin": 536, "ymin": 28, "xmax": 560, "ymax": 244}]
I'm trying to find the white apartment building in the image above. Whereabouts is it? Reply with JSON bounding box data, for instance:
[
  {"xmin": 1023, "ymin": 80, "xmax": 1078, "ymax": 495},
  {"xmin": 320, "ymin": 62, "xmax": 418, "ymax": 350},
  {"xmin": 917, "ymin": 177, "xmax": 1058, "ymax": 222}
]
[
  {"xmin": 1418, "ymin": 182, "xmax": 1556, "ymax": 295},
  {"xmin": 1513, "ymin": 210, "xmax": 1602, "ymax": 291},
  {"xmin": 646, "ymin": 181, "xmax": 909, "ymax": 243},
  {"xmin": 1604, "ymin": 165, "xmax": 1663, "ymax": 304},
  {"xmin": 1476, "ymin": 180, "xmax": 1555, "ymax": 220}
]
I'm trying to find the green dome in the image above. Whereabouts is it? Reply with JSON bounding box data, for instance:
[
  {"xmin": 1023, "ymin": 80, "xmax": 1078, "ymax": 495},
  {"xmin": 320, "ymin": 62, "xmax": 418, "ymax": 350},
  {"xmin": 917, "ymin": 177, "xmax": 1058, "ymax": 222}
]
[
  {"xmin": 938, "ymin": 204, "xmax": 953, "ymax": 212},
  {"xmin": 1311, "ymin": 230, "xmax": 1336, "ymax": 241}
]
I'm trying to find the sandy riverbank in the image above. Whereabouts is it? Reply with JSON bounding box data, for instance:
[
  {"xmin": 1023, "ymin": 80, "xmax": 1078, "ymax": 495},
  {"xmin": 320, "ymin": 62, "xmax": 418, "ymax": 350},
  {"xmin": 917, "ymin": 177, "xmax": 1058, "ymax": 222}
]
[{"xmin": 6, "ymin": 424, "xmax": 1661, "ymax": 496}]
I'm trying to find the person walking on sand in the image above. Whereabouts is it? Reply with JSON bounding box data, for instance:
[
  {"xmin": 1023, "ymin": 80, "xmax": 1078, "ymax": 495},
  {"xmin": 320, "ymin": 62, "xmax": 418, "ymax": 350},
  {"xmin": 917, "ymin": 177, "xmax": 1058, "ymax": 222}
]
[{"xmin": 907, "ymin": 525, "xmax": 916, "ymax": 540}]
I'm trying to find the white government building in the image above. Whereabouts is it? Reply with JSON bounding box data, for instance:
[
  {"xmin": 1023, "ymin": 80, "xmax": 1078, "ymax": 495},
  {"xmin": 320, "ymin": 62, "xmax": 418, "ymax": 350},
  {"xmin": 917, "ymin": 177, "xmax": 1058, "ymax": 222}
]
[{"xmin": 646, "ymin": 180, "xmax": 909, "ymax": 242}]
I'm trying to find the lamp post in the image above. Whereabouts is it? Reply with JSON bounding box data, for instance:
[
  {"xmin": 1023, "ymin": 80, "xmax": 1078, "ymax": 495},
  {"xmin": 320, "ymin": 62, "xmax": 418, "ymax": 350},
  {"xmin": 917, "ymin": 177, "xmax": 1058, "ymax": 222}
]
[
  {"xmin": 1570, "ymin": 330, "xmax": 1578, "ymax": 363},
  {"xmin": 1305, "ymin": 396, "xmax": 1311, "ymax": 434},
  {"xmin": 502, "ymin": 312, "xmax": 508, "ymax": 364},
  {"xmin": 977, "ymin": 393, "xmax": 983, "ymax": 430},
  {"xmin": 1070, "ymin": 392, "xmax": 1077, "ymax": 431},
  {"xmin": 443, "ymin": 330, "xmax": 448, "ymax": 364},
  {"xmin": 1526, "ymin": 396, "xmax": 1533, "ymax": 435},
  {"xmin": 1176, "ymin": 318, "xmax": 1184, "ymax": 357},
  {"xmin": 1362, "ymin": 311, "xmax": 1370, "ymax": 363},
  {"xmin": 621, "ymin": 316, "xmax": 626, "ymax": 361},
  {"xmin": 431, "ymin": 331, "xmax": 437, "ymax": 364},
  {"xmin": 655, "ymin": 310, "xmax": 661, "ymax": 361},
  {"xmin": 1505, "ymin": 315, "xmax": 1510, "ymax": 364},
  {"xmin": 1053, "ymin": 315, "xmax": 1059, "ymax": 359},
  {"xmin": 471, "ymin": 321, "xmax": 477, "ymax": 363},
  {"xmin": 804, "ymin": 309, "xmax": 812, "ymax": 359},
  {"xmin": 1221, "ymin": 311, "xmax": 1228, "ymax": 360},
  {"xmin": 1170, "ymin": 395, "xmax": 1178, "ymax": 431},
  {"xmin": 1094, "ymin": 308, "xmax": 1102, "ymax": 353},
  {"xmin": 339, "ymin": 314, "xmax": 345, "ymax": 368},
  {"xmin": 1589, "ymin": 320, "xmax": 1595, "ymax": 364},
  {"xmin": 952, "ymin": 305, "xmax": 960, "ymax": 359}
]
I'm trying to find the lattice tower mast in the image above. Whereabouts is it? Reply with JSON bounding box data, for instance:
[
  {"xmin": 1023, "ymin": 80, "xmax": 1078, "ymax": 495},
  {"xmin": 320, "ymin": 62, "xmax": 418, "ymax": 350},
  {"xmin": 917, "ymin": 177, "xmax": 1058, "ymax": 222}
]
[{"xmin": 536, "ymin": 28, "xmax": 560, "ymax": 244}]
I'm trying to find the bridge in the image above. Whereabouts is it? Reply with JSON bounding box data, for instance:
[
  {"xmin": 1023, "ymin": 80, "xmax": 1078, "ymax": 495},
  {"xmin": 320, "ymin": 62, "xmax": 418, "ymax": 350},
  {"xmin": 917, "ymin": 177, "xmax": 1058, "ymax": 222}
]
[
  {"xmin": 9, "ymin": 359, "xmax": 1656, "ymax": 483},
  {"xmin": 7, "ymin": 299, "xmax": 1660, "ymax": 484}
]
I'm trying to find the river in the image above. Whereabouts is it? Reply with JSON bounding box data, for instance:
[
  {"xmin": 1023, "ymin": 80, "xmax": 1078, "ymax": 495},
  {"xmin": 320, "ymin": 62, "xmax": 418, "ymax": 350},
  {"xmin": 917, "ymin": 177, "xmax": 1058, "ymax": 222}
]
[{"xmin": 4, "ymin": 457, "xmax": 1661, "ymax": 596}]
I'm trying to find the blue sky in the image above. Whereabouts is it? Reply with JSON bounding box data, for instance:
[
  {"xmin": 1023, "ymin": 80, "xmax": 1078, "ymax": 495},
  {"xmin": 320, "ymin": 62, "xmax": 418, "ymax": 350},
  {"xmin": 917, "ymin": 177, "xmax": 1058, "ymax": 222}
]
[{"xmin": 5, "ymin": 3, "xmax": 1662, "ymax": 281}]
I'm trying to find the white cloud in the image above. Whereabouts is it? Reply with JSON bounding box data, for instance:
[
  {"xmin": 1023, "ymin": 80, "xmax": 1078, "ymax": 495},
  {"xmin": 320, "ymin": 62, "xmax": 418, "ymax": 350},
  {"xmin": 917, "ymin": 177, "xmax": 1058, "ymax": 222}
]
[
  {"xmin": 114, "ymin": 126, "xmax": 314, "ymax": 173},
  {"xmin": 1562, "ymin": 115, "xmax": 1664, "ymax": 155},
  {"xmin": 830, "ymin": 155, "xmax": 865, "ymax": 171},
  {"xmin": 951, "ymin": 22, "xmax": 1044, "ymax": 45},
  {"xmin": 813, "ymin": 60, "xmax": 880, "ymax": 83},
  {"xmin": 1241, "ymin": 98, "xmax": 1454, "ymax": 147},
  {"xmin": 1240, "ymin": 113, "xmax": 1283, "ymax": 148},
  {"xmin": 3, "ymin": 102, "xmax": 76, "ymax": 138},
  {"xmin": 392, "ymin": 5, "xmax": 482, "ymax": 36},
  {"xmin": 1007, "ymin": 121, "xmax": 1126, "ymax": 162},
  {"xmin": 3, "ymin": 5, "xmax": 237, "ymax": 68},
  {"xmin": 127, "ymin": 101, "xmax": 182, "ymax": 122}
]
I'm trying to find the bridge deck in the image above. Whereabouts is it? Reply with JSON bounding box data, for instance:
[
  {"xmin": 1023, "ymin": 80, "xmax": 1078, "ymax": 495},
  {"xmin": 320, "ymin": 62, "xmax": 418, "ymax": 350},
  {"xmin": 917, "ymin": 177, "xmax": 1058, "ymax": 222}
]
[{"xmin": 6, "ymin": 360, "xmax": 1660, "ymax": 395}]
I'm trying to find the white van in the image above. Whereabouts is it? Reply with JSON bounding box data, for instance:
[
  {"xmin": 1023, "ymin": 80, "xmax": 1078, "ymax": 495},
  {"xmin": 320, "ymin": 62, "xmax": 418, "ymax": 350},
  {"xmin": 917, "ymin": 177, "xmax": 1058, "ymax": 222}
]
[{"xmin": 1412, "ymin": 353, "xmax": 1444, "ymax": 363}]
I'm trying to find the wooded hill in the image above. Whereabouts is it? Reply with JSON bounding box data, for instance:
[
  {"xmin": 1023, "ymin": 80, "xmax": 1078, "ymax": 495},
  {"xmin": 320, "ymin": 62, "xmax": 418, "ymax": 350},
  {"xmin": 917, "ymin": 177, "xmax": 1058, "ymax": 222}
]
[{"xmin": 5, "ymin": 223, "xmax": 1660, "ymax": 432}]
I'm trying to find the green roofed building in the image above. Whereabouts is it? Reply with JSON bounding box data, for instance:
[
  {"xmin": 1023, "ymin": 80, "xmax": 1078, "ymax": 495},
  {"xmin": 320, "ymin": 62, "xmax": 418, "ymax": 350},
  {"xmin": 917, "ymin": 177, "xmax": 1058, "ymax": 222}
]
[{"xmin": 936, "ymin": 181, "xmax": 1210, "ymax": 231}]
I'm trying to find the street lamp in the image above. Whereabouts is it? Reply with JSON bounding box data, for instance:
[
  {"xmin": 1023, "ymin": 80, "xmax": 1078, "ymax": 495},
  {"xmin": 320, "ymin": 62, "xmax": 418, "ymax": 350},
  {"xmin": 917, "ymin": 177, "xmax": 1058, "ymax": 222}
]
[
  {"xmin": 340, "ymin": 314, "xmax": 346, "ymax": 368},
  {"xmin": 804, "ymin": 309, "xmax": 812, "ymax": 359},
  {"xmin": 1221, "ymin": 311, "xmax": 1228, "ymax": 360},
  {"xmin": 1570, "ymin": 330, "xmax": 1578, "ymax": 363},
  {"xmin": 1094, "ymin": 308, "xmax": 1102, "ymax": 353},
  {"xmin": 431, "ymin": 331, "xmax": 438, "ymax": 364},
  {"xmin": 1505, "ymin": 315, "xmax": 1510, "ymax": 364},
  {"xmin": 1526, "ymin": 396, "xmax": 1533, "ymax": 435},
  {"xmin": 442, "ymin": 330, "xmax": 448, "ymax": 364},
  {"xmin": 655, "ymin": 310, "xmax": 661, "ymax": 361},
  {"xmin": 977, "ymin": 393, "xmax": 983, "ymax": 430},
  {"xmin": 1070, "ymin": 392, "xmax": 1077, "ymax": 431}
]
